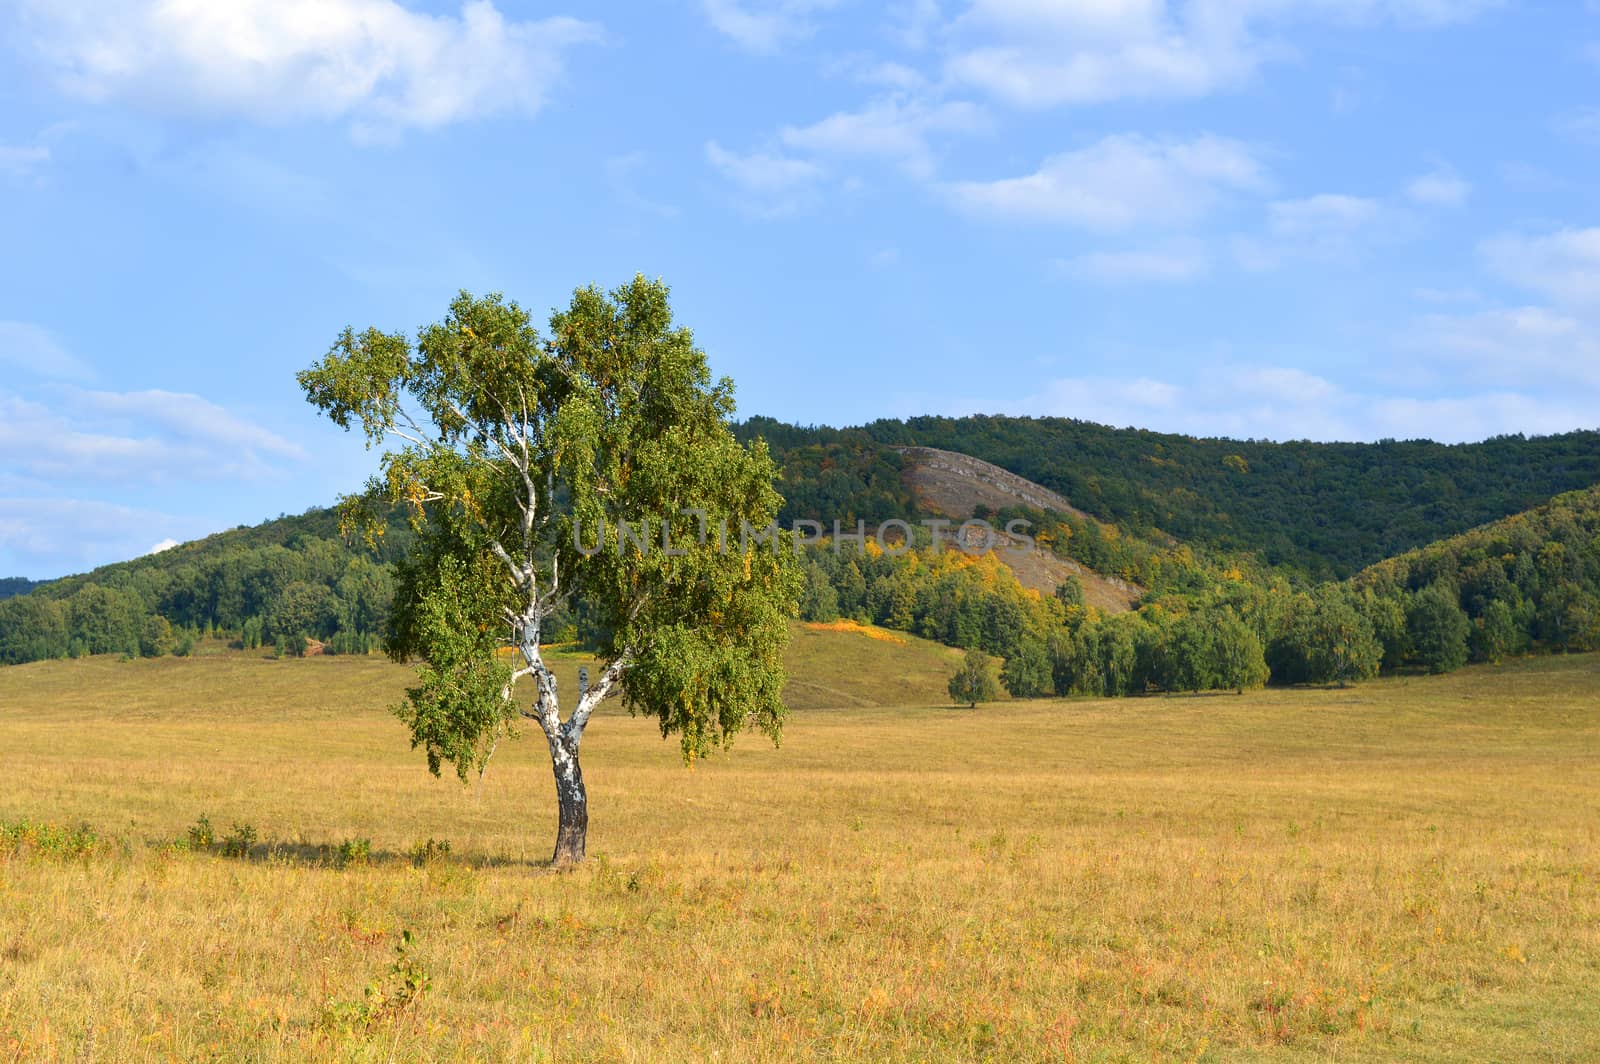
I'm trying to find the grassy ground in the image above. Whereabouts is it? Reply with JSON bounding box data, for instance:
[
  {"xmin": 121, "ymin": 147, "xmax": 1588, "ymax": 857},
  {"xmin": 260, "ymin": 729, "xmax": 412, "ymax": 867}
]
[{"xmin": 0, "ymin": 640, "xmax": 1596, "ymax": 1061}]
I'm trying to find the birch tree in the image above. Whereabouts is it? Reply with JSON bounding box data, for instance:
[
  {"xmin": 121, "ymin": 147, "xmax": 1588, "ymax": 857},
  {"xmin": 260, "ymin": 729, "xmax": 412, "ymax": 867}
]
[{"xmin": 299, "ymin": 276, "xmax": 799, "ymax": 865}]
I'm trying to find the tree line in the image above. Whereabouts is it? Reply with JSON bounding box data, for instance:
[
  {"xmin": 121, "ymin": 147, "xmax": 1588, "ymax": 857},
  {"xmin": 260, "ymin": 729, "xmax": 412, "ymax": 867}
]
[
  {"xmin": 0, "ymin": 510, "xmax": 409, "ymax": 665},
  {"xmin": 794, "ymin": 483, "xmax": 1600, "ymax": 700}
]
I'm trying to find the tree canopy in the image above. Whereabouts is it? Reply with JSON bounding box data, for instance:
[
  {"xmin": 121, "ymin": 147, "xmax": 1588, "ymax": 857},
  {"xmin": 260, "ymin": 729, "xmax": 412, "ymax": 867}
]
[{"xmin": 298, "ymin": 276, "xmax": 800, "ymax": 863}]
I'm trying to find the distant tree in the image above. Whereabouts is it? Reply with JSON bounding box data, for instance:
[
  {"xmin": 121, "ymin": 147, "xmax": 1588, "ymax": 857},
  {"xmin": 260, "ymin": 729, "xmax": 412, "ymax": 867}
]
[
  {"xmin": 1269, "ymin": 589, "xmax": 1381, "ymax": 686},
  {"xmin": 0, "ymin": 595, "xmax": 69, "ymax": 664},
  {"xmin": 949, "ymin": 648, "xmax": 1000, "ymax": 707},
  {"xmin": 1054, "ymin": 575, "xmax": 1084, "ymax": 607},
  {"xmin": 300, "ymin": 278, "xmax": 800, "ymax": 865},
  {"xmin": 1407, "ymin": 583, "xmax": 1470, "ymax": 673},
  {"xmin": 1356, "ymin": 589, "xmax": 1409, "ymax": 671},
  {"xmin": 1471, "ymin": 598, "xmax": 1520, "ymax": 663},
  {"xmin": 139, "ymin": 615, "xmax": 173, "ymax": 658},
  {"xmin": 68, "ymin": 584, "xmax": 143, "ymax": 657},
  {"xmin": 1208, "ymin": 611, "xmax": 1270, "ymax": 692},
  {"xmin": 1000, "ymin": 636, "xmax": 1051, "ymax": 698},
  {"xmin": 798, "ymin": 559, "xmax": 839, "ymax": 622}
]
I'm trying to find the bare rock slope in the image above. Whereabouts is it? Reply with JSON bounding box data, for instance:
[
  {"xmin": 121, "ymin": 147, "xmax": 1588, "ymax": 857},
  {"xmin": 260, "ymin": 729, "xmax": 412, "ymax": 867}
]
[{"xmin": 897, "ymin": 446, "xmax": 1139, "ymax": 614}]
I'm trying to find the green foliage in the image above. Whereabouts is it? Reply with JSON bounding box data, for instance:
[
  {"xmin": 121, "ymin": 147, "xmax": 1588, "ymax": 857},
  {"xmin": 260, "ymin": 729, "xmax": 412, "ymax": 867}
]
[
  {"xmin": 1268, "ymin": 589, "xmax": 1382, "ymax": 686},
  {"xmin": 320, "ymin": 930, "xmax": 430, "ymax": 1033},
  {"xmin": 220, "ymin": 822, "xmax": 257, "ymax": 858},
  {"xmin": 0, "ymin": 507, "xmax": 405, "ymax": 667},
  {"xmin": 1408, "ymin": 583, "xmax": 1471, "ymax": 673},
  {"xmin": 948, "ymin": 648, "xmax": 999, "ymax": 707},
  {"xmin": 389, "ymin": 552, "xmax": 517, "ymax": 782},
  {"xmin": 300, "ymin": 277, "xmax": 801, "ymax": 783},
  {"xmin": 408, "ymin": 838, "xmax": 452, "ymax": 866},
  {"xmin": 0, "ymin": 594, "xmax": 69, "ymax": 664},
  {"xmin": 336, "ymin": 837, "xmax": 372, "ymax": 868},
  {"xmin": 1350, "ymin": 484, "xmax": 1600, "ymax": 668},
  {"xmin": 1000, "ymin": 637, "xmax": 1051, "ymax": 698},
  {"xmin": 1, "ymin": 819, "xmax": 98, "ymax": 859},
  {"xmin": 186, "ymin": 813, "xmax": 215, "ymax": 849},
  {"xmin": 740, "ymin": 415, "xmax": 1600, "ymax": 579},
  {"xmin": 0, "ymin": 576, "xmax": 41, "ymax": 600},
  {"xmin": 139, "ymin": 614, "xmax": 173, "ymax": 658}
]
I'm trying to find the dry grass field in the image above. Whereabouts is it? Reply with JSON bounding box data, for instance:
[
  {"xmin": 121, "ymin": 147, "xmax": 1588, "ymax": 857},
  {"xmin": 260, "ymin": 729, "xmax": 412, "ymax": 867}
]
[{"xmin": 0, "ymin": 633, "xmax": 1596, "ymax": 1061}]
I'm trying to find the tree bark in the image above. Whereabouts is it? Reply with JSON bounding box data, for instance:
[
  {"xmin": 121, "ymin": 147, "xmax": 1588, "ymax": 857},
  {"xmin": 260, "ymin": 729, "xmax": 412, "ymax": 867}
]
[{"xmin": 549, "ymin": 736, "xmax": 587, "ymax": 867}]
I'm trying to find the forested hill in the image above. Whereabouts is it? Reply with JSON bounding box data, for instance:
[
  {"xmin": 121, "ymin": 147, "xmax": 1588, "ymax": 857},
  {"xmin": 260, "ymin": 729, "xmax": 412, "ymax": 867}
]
[
  {"xmin": 0, "ymin": 508, "xmax": 413, "ymax": 665},
  {"xmin": 0, "ymin": 577, "xmax": 42, "ymax": 601},
  {"xmin": 735, "ymin": 416, "xmax": 1600, "ymax": 579}
]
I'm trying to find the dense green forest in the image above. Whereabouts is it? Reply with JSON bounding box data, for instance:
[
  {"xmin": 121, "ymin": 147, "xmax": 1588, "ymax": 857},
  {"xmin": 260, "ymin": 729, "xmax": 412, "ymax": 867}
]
[
  {"xmin": 0, "ymin": 509, "xmax": 412, "ymax": 665},
  {"xmin": 0, "ymin": 577, "xmax": 42, "ymax": 601},
  {"xmin": 737, "ymin": 415, "xmax": 1600, "ymax": 579}
]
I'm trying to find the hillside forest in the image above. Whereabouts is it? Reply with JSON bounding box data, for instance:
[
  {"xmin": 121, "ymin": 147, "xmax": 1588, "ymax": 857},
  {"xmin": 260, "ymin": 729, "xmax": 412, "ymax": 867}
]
[{"xmin": 3, "ymin": 417, "xmax": 1598, "ymax": 701}]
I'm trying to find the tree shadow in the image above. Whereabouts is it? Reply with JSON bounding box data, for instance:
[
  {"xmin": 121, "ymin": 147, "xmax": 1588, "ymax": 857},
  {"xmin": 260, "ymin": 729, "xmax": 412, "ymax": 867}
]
[{"xmin": 190, "ymin": 837, "xmax": 556, "ymax": 872}]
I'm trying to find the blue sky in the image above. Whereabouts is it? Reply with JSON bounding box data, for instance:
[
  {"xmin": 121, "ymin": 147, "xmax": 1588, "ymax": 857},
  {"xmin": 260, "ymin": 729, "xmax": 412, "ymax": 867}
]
[{"xmin": 1, "ymin": 0, "xmax": 1597, "ymax": 578}]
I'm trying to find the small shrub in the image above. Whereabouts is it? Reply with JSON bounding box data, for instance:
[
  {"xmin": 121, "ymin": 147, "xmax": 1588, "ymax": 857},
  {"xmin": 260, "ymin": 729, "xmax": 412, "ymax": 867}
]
[
  {"xmin": 187, "ymin": 813, "xmax": 215, "ymax": 849},
  {"xmin": 320, "ymin": 929, "xmax": 430, "ymax": 1031},
  {"xmin": 221, "ymin": 821, "xmax": 257, "ymax": 858},
  {"xmin": 1, "ymin": 820, "xmax": 98, "ymax": 859},
  {"xmin": 336, "ymin": 837, "xmax": 372, "ymax": 868},
  {"xmin": 408, "ymin": 838, "xmax": 451, "ymax": 866}
]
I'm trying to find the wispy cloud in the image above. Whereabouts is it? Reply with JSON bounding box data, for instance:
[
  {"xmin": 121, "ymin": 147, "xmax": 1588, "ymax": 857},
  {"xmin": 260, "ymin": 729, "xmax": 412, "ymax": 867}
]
[
  {"xmin": 903, "ymin": 361, "xmax": 1593, "ymax": 444},
  {"xmin": 17, "ymin": 0, "xmax": 601, "ymax": 137},
  {"xmin": 705, "ymin": 140, "xmax": 826, "ymax": 215},
  {"xmin": 947, "ymin": 134, "xmax": 1265, "ymax": 230},
  {"xmin": 1235, "ymin": 192, "xmax": 1404, "ymax": 269},
  {"xmin": 0, "ymin": 321, "xmax": 94, "ymax": 381},
  {"xmin": 1406, "ymin": 167, "xmax": 1470, "ymax": 207},
  {"xmin": 1056, "ymin": 246, "xmax": 1210, "ymax": 284},
  {"xmin": 1481, "ymin": 227, "xmax": 1600, "ymax": 306},
  {"xmin": 780, "ymin": 96, "xmax": 986, "ymax": 179},
  {"xmin": 941, "ymin": 0, "xmax": 1501, "ymax": 109},
  {"xmin": 0, "ymin": 387, "xmax": 307, "ymax": 485},
  {"xmin": 0, "ymin": 497, "xmax": 200, "ymax": 576},
  {"xmin": 699, "ymin": 0, "xmax": 839, "ymax": 53}
]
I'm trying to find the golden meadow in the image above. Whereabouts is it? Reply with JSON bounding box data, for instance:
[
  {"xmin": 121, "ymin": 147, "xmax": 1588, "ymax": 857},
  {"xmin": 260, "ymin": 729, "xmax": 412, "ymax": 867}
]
[{"xmin": 1, "ymin": 629, "xmax": 1596, "ymax": 1061}]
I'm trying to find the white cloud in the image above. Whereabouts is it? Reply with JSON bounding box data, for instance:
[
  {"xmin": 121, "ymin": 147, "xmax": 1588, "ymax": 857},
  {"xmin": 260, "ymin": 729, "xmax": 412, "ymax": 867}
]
[
  {"xmin": 1057, "ymin": 246, "xmax": 1210, "ymax": 283},
  {"xmin": 0, "ymin": 387, "xmax": 306, "ymax": 484},
  {"xmin": 942, "ymin": 0, "xmax": 1499, "ymax": 108},
  {"xmin": 0, "ymin": 497, "xmax": 200, "ymax": 575},
  {"xmin": 1480, "ymin": 228, "xmax": 1600, "ymax": 307},
  {"xmin": 17, "ymin": 0, "xmax": 600, "ymax": 135},
  {"xmin": 1406, "ymin": 306, "xmax": 1600, "ymax": 389},
  {"xmin": 147, "ymin": 537, "xmax": 180, "ymax": 554},
  {"xmin": 700, "ymin": 0, "xmax": 838, "ymax": 53},
  {"xmin": 1237, "ymin": 193, "xmax": 1395, "ymax": 268},
  {"xmin": 1406, "ymin": 168, "xmax": 1469, "ymax": 207},
  {"xmin": 947, "ymin": 134, "xmax": 1264, "ymax": 229},
  {"xmin": 780, "ymin": 96, "xmax": 986, "ymax": 179},
  {"xmin": 705, "ymin": 140, "xmax": 826, "ymax": 215},
  {"xmin": 705, "ymin": 141, "xmax": 823, "ymax": 192},
  {"xmin": 909, "ymin": 361, "xmax": 1591, "ymax": 444},
  {"xmin": 1268, "ymin": 193, "xmax": 1381, "ymax": 235},
  {"xmin": 78, "ymin": 389, "xmax": 308, "ymax": 460},
  {"xmin": 889, "ymin": 0, "xmax": 943, "ymax": 50}
]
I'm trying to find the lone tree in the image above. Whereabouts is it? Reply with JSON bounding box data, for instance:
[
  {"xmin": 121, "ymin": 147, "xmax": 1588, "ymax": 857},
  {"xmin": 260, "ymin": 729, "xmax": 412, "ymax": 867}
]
[
  {"xmin": 299, "ymin": 276, "xmax": 800, "ymax": 865},
  {"xmin": 949, "ymin": 648, "xmax": 999, "ymax": 708}
]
